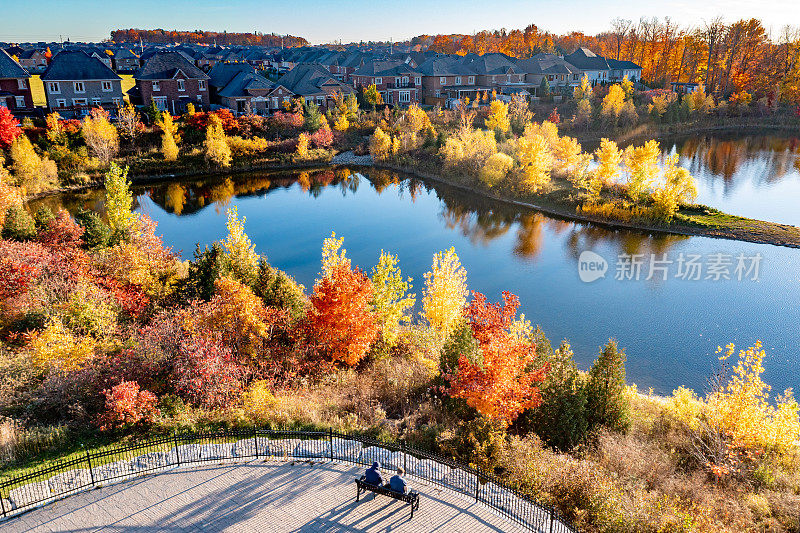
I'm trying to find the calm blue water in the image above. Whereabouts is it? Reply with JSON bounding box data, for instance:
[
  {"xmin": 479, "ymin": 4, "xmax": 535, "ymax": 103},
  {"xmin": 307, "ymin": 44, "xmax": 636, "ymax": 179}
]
[{"xmin": 40, "ymin": 149, "xmax": 800, "ymax": 396}]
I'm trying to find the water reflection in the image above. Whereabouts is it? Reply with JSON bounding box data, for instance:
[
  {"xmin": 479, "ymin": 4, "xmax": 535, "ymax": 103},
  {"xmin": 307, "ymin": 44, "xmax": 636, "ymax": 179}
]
[{"xmin": 662, "ymin": 134, "xmax": 800, "ymax": 225}]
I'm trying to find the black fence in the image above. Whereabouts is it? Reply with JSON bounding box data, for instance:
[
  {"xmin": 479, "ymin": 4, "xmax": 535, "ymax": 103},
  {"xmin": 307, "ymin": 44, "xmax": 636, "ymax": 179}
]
[{"xmin": 0, "ymin": 428, "xmax": 578, "ymax": 532}]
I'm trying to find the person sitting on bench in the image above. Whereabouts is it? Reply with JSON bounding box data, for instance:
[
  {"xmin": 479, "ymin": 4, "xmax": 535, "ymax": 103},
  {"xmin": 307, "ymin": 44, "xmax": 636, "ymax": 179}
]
[
  {"xmin": 389, "ymin": 467, "xmax": 407, "ymax": 494},
  {"xmin": 364, "ymin": 461, "xmax": 384, "ymax": 486}
]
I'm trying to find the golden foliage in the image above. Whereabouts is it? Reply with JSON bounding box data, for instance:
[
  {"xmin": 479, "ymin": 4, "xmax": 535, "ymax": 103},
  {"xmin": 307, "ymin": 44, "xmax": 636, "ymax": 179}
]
[
  {"xmin": 480, "ymin": 152, "xmax": 514, "ymax": 188},
  {"xmin": 157, "ymin": 112, "xmax": 179, "ymax": 161},
  {"xmin": 422, "ymin": 247, "xmax": 468, "ymax": 339},
  {"xmin": 484, "ymin": 100, "xmax": 510, "ymax": 132},
  {"xmin": 29, "ymin": 319, "xmax": 98, "ymax": 371},
  {"xmin": 369, "ymin": 127, "xmax": 392, "ymax": 161},
  {"xmin": 82, "ymin": 109, "xmax": 119, "ymax": 163},
  {"xmin": 204, "ymin": 115, "xmax": 232, "ymax": 167}
]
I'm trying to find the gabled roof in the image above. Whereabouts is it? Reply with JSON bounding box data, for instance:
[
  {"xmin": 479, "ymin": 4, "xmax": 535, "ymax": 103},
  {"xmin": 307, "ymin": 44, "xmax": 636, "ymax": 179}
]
[
  {"xmin": 135, "ymin": 51, "xmax": 209, "ymax": 80},
  {"xmin": 0, "ymin": 48, "xmax": 29, "ymax": 79},
  {"xmin": 42, "ymin": 50, "xmax": 120, "ymax": 81},
  {"xmin": 277, "ymin": 63, "xmax": 353, "ymax": 96},
  {"xmin": 564, "ymin": 48, "xmax": 610, "ymax": 71},
  {"xmin": 607, "ymin": 58, "xmax": 642, "ymax": 70},
  {"xmin": 461, "ymin": 53, "xmax": 518, "ymax": 75},
  {"xmin": 352, "ymin": 59, "xmax": 420, "ymax": 77},
  {"xmin": 515, "ymin": 53, "xmax": 579, "ymax": 76},
  {"xmin": 208, "ymin": 62, "xmax": 257, "ymax": 88},
  {"xmin": 416, "ymin": 56, "xmax": 472, "ymax": 76},
  {"xmin": 208, "ymin": 62, "xmax": 274, "ymax": 97}
]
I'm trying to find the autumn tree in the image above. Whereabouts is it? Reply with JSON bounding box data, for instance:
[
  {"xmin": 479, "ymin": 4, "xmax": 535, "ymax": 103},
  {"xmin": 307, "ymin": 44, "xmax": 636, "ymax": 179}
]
[
  {"xmin": 157, "ymin": 112, "xmax": 179, "ymax": 161},
  {"xmin": 9, "ymin": 134, "xmax": 57, "ymax": 195},
  {"xmin": 104, "ymin": 163, "xmax": 135, "ymax": 234},
  {"xmin": 514, "ymin": 129, "xmax": 553, "ymax": 193},
  {"xmin": 573, "ymin": 74, "xmax": 592, "ymax": 100},
  {"xmin": 0, "ymin": 106, "xmax": 21, "ymax": 149},
  {"xmin": 363, "ymin": 84, "xmax": 383, "ymax": 110},
  {"xmin": 82, "ymin": 108, "xmax": 119, "ymax": 163},
  {"xmin": 594, "ymin": 138, "xmax": 623, "ymax": 187},
  {"xmin": 601, "ymin": 84, "xmax": 626, "ymax": 122},
  {"xmin": 370, "ymin": 250, "xmax": 415, "ymax": 347},
  {"xmin": 623, "ymin": 139, "xmax": 661, "ymax": 202},
  {"xmin": 204, "ymin": 114, "xmax": 231, "ymax": 167},
  {"xmin": 480, "ymin": 152, "xmax": 514, "ymax": 187},
  {"xmin": 295, "ymin": 132, "xmax": 310, "ymax": 160},
  {"xmin": 650, "ymin": 154, "xmax": 698, "ymax": 220},
  {"xmin": 422, "ymin": 247, "xmax": 468, "ymax": 339},
  {"xmin": 99, "ymin": 381, "xmax": 159, "ymax": 430},
  {"xmin": 369, "ymin": 127, "xmax": 392, "ymax": 161},
  {"xmin": 220, "ymin": 206, "xmax": 259, "ymax": 284},
  {"xmin": 174, "ymin": 332, "xmax": 244, "ymax": 408},
  {"xmin": 307, "ymin": 262, "xmax": 378, "ymax": 366},
  {"xmin": 447, "ymin": 291, "xmax": 548, "ymax": 426},
  {"xmin": 116, "ymin": 103, "xmax": 142, "ymax": 142},
  {"xmin": 484, "ymin": 100, "xmax": 510, "ymax": 133},
  {"xmin": 508, "ymin": 93, "xmax": 532, "ymax": 135}
]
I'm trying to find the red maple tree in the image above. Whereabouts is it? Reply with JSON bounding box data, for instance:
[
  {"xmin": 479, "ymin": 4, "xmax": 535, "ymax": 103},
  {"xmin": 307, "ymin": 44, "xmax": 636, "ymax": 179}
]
[
  {"xmin": 447, "ymin": 291, "xmax": 548, "ymax": 425},
  {"xmin": 306, "ymin": 263, "xmax": 378, "ymax": 366}
]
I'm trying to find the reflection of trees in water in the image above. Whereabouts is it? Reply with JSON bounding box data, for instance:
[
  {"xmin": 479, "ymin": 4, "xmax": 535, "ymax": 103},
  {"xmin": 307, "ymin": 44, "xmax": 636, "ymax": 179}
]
[
  {"xmin": 670, "ymin": 135, "xmax": 800, "ymax": 195},
  {"xmin": 564, "ymin": 224, "xmax": 688, "ymax": 263}
]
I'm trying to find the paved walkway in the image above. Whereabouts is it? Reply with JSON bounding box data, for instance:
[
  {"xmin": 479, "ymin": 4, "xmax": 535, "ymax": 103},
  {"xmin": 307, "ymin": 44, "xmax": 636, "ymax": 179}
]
[{"xmin": 1, "ymin": 460, "xmax": 527, "ymax": 532}]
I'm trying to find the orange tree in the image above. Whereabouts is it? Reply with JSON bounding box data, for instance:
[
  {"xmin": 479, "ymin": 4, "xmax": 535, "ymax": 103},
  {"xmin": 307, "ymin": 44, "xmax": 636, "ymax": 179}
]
[
  {"xmin": 306, "ymin": 262, "xmax": 378, "ymax": 366},
  {"xmin": 447, "ymin": 291, "xmax": 548, "ymax": 425}
]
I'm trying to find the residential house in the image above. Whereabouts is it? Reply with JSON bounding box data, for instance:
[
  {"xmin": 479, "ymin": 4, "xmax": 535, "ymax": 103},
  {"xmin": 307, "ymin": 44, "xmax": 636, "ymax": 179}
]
[
  {"xmin": 113, "ymin": 48, "xmax": 141, "ymax": 72},
  {"xmin": 208, "ymin": 62, "xmax": 275, "ymax": 115},
  {"xmin": 16, "ymin": 49, "xmax": 48, "ymax": 73},
  {"xmin": 461, "ymin": 53, "xmax": 527, "ymax": 97},
  {"xmin": 351, "ymin": 59, "xmax": 422, "ymax": 106},
  {"xmin": 41, "ymin": 50, "xmax": 123, "ymax": 118},
  {"xmin": 416, "ymin": 56, "xmax": 475, "ymax": 104},
  {"xmin": 273, "ymin": 63, "xmax": 354, "ymax": 111},
  {"xmin": 515, "ymin": 53, "xmax": 582, "ymax": 96},
  {"xmin": 564, "ymin": 48, "xmax": 611, "ymax": 84},
  {"xmin": 0, "ymin": 49, "xmax": 33, "ymax": 114},
  {"xmin": 607, "ymin": 58, "xmax": 642, "ymax": 83},
  {"xmin": 134, "ymin": 51, "xmax": 210, "ymax": 114}
]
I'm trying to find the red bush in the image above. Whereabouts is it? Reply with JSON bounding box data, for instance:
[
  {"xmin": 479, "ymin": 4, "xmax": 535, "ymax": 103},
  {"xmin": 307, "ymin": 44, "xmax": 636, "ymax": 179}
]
[
  {"xmin": 185, "ymin": 109, "xmax": 239, "ymax": 134},
  {"xmin": 174, "ymin": 332, "xmax": 244, "ymax": 408},
  {"xmin": 99, "ymin": 380, "xmax": 159, "ymax": 430},
  {"xmin": 310, "ymin": 125, "xmax": 333, "ymax": 148}
]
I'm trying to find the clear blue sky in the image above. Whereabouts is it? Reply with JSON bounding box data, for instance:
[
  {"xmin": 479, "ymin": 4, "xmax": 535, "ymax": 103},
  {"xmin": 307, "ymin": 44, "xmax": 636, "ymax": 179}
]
[{"xmin": 1, "ymin": 0, "xmax": 797, "ymax": 44}]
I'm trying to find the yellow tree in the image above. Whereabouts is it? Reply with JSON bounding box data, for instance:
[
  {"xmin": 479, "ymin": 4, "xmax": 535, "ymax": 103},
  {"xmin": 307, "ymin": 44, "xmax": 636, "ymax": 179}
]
[
  {"xmin": 514, "ymin": 132, "xmax": 553, "ymax": 193},
  {"xmin": 369, "ymin": 127, "xmax": 392, "ymax": 160},
  {"xmin": 480, "ymin": 152, "xmax": 514, "ymax": 187},
  {"xmin": 82, "ymin": 108, "xmax": 119, "ymax": 163},
  {"xmin": 620, "ymin": 75, "xmax": 634, "ymax": 100},
  {"xmin": 0, "ymin": 157, "xmax": 23, "ymax": 226},
  {"xmin": 9, "ymin": 134, "xmax": 57, "ymax": 195},
  {"xmin": 204, "ymin": 114, "xmax": 231, "ymax": 167},
  {"xmin": 573, "ymin": 74, "xmax": 592, "ymax": 100},
  {"xmin": 295, "ymin": 132, "xmax": 310, "ymax": 160},
  {"xmin": 116, "ymin": 103, "xmax": 142, "ymax": 141},
  {"xmin": 601, "ymin": 84, "xmax": 625, "ymax": 122},
  {"xmin": 623, "ymin": 139, "xmax": 661, "ymax": 202},
  {"xmin": 484, "ymin": 100, "xmax": 510, "ymax": 133},
  {"xmin": 594, "ymin": 138, "xmax": 623, "ymax": 186},
  {"xmin": 104, "ymin": 163, "xmax": 135, "ymax": 233},
  {"xmin": 221, "ymin": 206, "xmax": 260, "ymax": 284},
  {"xmin": 422, "ymin": 247, "xmax": 468, "ymax": 339},
  {"xmin": 651, "ymin": 154, "xmax": 698, "ymax": 220},
  {"xmin": 370, "ymin": 250, "xmax": 416, "ymax": 346},
  {"xmin": 157, "ymin": 112, "xmax": 179, "ymax": 161}
]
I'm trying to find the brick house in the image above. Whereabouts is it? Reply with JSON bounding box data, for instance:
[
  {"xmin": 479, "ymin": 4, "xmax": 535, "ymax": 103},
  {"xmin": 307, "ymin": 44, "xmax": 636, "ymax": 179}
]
[
  {"xmin": 0, "ymin": 49, "xmax": 34, "ymax": 115},
  {"xmin": 42, "ymin": 50, "xmax": 124, "ymax": 118},
  {"xmin": 351, "ymin": 59, "xmax": 422, "ymax": 106},
  {"xmin": 515, "ymin": 53, "xmax": 582, "ymax": 96},
  {"xmin": 274, "ymin": 63, "xmax": 354, "ymax": 111},
  {"xmin": 113, "ymin": 48, "xmax": 141, "ymax": 72},
  {"xmin": 208, "ymin": 62, "xmax": 275, "ymax": 115},
  {"xmin": 416, "ymin": 56, "xmax": 478, "ymax": 104},
  {"xmin": 16, "ymin": 49, "xmax": 48, "ymax": 73},
  {"xmin": 135, "ymin": 51, "xmax": 210, "ymax": 114}
]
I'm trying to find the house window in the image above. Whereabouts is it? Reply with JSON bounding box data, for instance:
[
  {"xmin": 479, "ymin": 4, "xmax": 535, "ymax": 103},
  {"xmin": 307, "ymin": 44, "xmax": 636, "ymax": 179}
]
[
  {"xmin": 112, "ymin": 97, "xmax": 121, "ymax": 107},
  {"xmin": 152, "ymin": 81, "xmax": 160, "ymax": 92},
  {"xmin": 15, "ymin": 96, "xmax": 25, "ymax": 108},
  {"xmin": 414, "ymin": 77, "xmax": 421, "ymax": 85},
  {"xmin": 197, "ymin": 94, "xmax": 202, "ymax": 103},
  {"xmin": 401, "ymin": 76, "xmax": 408, "ymax": 86},
  {"xmin": 375, "ymin": 77, "xmax": 382, "ymax": 85},
  {"xmin": 468, "ymin": 76, "xmax": 475, "ymax": 85},
  {"xmin": 272, "ymin": 97, "xmax": 278, "ymax": 108},
  {"xmin": 17, "ymin": 79, "xmax": 27, "ymax": 90},
  {"xmin": 56, "ymin": 98, "xmax": 66, "ymax": 108},
  {"xmin": 153, "ymin": 97, "xmax": 167, "ymax": 111},
  {"xmin": 492, "ymin": 75, "xmax": 496, "ymax": 82},
  {"xmin": 199, "ymin": 80, "xmax": 206, "ymax": 91},
  {"xmin": 455, "ymin": 77, "xmax": 462, "ymax": 85},
  {"xmin": 548, "ymin": 75, "xmax": 554, "ymax": 81},
  {"xmin": 440, "ymin": 77, "xmax": 446, "ymax": 85},
  {"xmin": 91, "ymin": 98, "xmax": 101, "ymax": 106},
  {"xmin": 177, "ymin": 79, "xmax": 185, "ymax": 92},
  {"xmin": 73, "ymin": 82, "xmax": 85, "ymax": 93},
  {"xmin": 317, "ymin": 96, "xmax": 324, "ymax": 104},
  {"xmin": 48, "ymin": 82, "xmax": 60, "ymax": 94},
  {"xmin": 434, "ymin": 90, "xmax": 441, "ymax": 98},
  {"xmin": 399, "ymin": 91, "xmax": 410, "ymax": 103},
  {"xmin": 72, "ymin": 97, "xmax": 88, "ymax": 107},
  {"xmin": 574, "ymin": 74, "xmax": 580, "ymax": 80},
  {"xmin": 101, "ymin": 81, "xmax": 113, "ymax": 92}
]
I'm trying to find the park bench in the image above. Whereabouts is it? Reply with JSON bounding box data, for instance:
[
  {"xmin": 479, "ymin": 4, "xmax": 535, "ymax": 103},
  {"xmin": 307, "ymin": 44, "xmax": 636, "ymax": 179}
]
[{"xmin": 355, "ymin": 475, "xmax": 420, "ymax": 518}]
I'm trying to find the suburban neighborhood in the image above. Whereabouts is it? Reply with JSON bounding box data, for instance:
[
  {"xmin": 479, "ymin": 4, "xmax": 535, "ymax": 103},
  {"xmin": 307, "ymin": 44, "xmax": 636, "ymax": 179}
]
[{"xmin": 0, "ymin": 39, "xmax": 642, "ymax": 119}]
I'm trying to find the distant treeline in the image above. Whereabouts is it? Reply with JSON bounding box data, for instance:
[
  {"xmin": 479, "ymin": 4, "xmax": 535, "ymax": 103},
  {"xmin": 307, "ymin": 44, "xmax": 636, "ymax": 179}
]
[{"xmin": 110, "ymin": 29, "xmax": 309, "ymax": 47}]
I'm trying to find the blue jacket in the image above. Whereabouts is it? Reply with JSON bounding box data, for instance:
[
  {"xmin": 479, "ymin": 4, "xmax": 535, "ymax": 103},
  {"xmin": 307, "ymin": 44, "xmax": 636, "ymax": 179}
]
[
  {"xmin": 365, "ymin": 464, "xmax": 383, "ymax": 486},
  {"xmin": 389, "ymin": 474, "xmax": 407, "ymax": 494}
]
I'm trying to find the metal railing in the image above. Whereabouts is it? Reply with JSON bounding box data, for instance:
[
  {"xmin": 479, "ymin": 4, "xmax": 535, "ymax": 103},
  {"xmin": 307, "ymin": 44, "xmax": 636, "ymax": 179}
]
[{"xmin": 0, "ymin": 428, "xmax": 578, "ymax": 532}]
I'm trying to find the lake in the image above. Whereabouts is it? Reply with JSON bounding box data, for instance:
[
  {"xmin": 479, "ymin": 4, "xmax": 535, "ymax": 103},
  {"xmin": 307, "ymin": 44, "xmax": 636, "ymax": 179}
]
[{"xmin": 34, "ymin": 135, "xmax": 800, "ymax": 396}]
